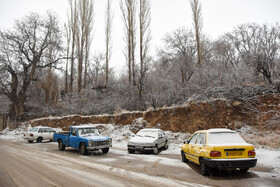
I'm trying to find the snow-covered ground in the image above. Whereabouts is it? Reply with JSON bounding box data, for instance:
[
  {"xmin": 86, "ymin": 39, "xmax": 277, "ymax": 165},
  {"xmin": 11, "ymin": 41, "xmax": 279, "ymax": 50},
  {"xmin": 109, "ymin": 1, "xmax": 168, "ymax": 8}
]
[{"xmin": 0, "ymin": 123, "xmax": 279, "ymax": 174}]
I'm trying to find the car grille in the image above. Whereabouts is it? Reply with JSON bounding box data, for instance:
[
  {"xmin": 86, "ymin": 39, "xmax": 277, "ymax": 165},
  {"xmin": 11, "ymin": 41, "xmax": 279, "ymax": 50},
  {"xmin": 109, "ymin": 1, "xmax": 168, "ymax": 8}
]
[{"xmin": 92, "ymin": 140, "xmax": 109, "ymax": 146}]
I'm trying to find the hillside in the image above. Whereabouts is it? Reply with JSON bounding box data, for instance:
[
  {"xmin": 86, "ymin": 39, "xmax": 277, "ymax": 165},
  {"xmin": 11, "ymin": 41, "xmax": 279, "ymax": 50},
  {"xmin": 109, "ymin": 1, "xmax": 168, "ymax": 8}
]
[{"xmin": 30, "ymin": 93, "xmax": 280, "ymax": 148}]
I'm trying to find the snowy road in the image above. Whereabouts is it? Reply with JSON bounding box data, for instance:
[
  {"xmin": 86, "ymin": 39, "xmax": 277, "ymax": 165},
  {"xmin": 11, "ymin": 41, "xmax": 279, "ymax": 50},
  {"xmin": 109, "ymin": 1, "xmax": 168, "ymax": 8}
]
[{"xmin": 0, "ymin": 138, "xmax": 279, "ymax": 187}]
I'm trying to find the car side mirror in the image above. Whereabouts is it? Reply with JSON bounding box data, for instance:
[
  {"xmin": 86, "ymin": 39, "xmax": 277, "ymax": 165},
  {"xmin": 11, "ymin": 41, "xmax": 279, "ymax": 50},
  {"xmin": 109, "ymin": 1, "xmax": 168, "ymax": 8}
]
[{"xmin": 184, "ymin": 140, "xmax": 189, "ymax": 144}]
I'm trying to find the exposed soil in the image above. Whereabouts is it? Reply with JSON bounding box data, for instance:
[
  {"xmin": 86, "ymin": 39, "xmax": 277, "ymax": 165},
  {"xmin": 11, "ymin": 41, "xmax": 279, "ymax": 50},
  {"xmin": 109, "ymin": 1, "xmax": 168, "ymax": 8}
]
[{"xmin": 30, "ymin": 94, "xmax": 280, "ymax": 148}]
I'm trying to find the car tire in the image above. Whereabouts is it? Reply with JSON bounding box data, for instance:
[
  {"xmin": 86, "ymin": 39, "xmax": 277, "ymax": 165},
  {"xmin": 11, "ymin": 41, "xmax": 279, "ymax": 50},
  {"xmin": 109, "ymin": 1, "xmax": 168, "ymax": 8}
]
[
  {"xmin": 28, "ymin": 140, "xmax": 33, "ymax": 143},
  {"xmin": 181, "ymin": 150, "xmax": 189, "ymax": 163},
  {"xmin": 58, "ymin": 139, "xmax": 65, "ymax": 151},
  {"xmin": 102, "ymin": 148, "xmax": 109, "ymax": 154},
  {"xmin": 163, "ymin": 140, "xmax": 169, "ymax": 150},
  {"xmin": 79, "ymin": 143, "xmax": 88, "ymax": 155},
  {"xmin": 153, "ymin": 145, "xmax": 159, "ymax": 155},
  {"xmin": 128, "ymin": 148, "xmax": 135, "ymax": 154},
  {"xmin": 199, "ymin": 159, "xmax": 209, "ymax": 176},
  {"xmin": 37, "ymin": 137, "xmax": 43, "ymax": 143},
  {"xmin": 240, "ymin": 168, "xmax": 249, "ymax": 172}
]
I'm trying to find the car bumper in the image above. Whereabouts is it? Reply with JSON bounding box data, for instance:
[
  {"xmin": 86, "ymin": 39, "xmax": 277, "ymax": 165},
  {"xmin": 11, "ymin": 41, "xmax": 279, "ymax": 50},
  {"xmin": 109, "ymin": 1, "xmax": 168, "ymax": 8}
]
[
  {"xmin": 87, "ymin": 144, "xmax": 112, "ymax": 150},
  {"xmin": 127, "ymin": 145, "xmax": 154, "ymax": 151},
  {"xmin": 203, "ymin": 157, "xmax": 257, "ymax": 170},
  {"xmin": 24, "ymin": 137, "xmax": 36, "ymax": 141}
]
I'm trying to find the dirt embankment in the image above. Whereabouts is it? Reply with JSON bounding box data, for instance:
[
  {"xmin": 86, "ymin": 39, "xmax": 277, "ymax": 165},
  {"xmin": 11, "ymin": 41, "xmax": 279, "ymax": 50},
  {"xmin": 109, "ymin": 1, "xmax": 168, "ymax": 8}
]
[{"xmin": 30, "ymin": 94, "xmax": 280, "ymax": 133}]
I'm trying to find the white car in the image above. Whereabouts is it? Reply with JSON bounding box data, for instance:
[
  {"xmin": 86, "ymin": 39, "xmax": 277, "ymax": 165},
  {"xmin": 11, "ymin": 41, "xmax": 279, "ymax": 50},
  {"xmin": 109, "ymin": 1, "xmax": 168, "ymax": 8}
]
[
  {"xmin": 24, "ymin": 127, "xmax": 56, "ymax": 143},
  {"xmin": 127, "ymin": 128, "xmax": 168, "ymax": 155}
]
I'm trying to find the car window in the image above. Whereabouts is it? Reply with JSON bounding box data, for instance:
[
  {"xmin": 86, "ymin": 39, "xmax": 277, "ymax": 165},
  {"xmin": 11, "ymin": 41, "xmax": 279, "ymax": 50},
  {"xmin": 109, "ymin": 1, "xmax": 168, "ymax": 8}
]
[
  {"xmin": 72, "ymin": 129, "xmax": 77, "ymax": 136},
  {"xmin": 78, "ymin": 128, "xmax": 99, "ymax": 136},
  {"xmin": 158, "ymin": 131, "xmax": 163, "ymax": 138},
  {"xmin": 137, "ymin": 130, "xmax": 158, "ymax": 138},
  {"xmin": 208, "ymin": 132, "xmax": 246, "ymax": 145},
  {"xmin": 38, "ymin": 128, "xmax": 44, "ymax": 133},
  {"xmin": 196, "ymin": 133, "xmax": 206, "ymax": 145},
  {"xmin": 30, "ymin": 128, "xmax": 38, "ymax": 132},
  {"xmin": 189, "ymin": 134, "xmax": 198, "ymax": 144},
  {"xmin": 47, "ymin": 128, "xmax": 55, "ymax": 132}
]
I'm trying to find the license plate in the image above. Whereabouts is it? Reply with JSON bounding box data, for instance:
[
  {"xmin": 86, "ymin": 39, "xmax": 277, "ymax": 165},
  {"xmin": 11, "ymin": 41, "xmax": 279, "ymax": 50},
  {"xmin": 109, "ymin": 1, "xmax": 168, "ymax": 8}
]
[
  {"xmin": 227, "ymin": 151, "xmax": 242, "ymax": 156},
  {"xmin": 135, "ymin": 146, "xmax": 142, "ymax": 149}
]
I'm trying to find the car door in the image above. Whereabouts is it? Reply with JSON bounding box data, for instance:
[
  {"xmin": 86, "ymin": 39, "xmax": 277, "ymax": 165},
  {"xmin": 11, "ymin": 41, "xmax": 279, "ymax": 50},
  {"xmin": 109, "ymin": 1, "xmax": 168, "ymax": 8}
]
[
  {"xmin": 49, "ymin": 128, "xmax": 55, "ymax": 140},
  {"xmin": 158, "ymin": 130, "xmax": 165, "ymax": 148},
  {"xmin": 192, "ymin": 133, "xmax": 206, "ymax": 164},
  {"xmin": 42, "ymin": 128, "xmax": 49, "ymax": 140},
  {"xmin": 185, "ymin": 133, "xmax": 198, "ymax": 163},
  {"xmin": 37, "ymin": 128, "xmax": 44, "ymax": 139},
  {"xmin": 69, "ymin": 128, "xmax": 79, "ymax": 149}
]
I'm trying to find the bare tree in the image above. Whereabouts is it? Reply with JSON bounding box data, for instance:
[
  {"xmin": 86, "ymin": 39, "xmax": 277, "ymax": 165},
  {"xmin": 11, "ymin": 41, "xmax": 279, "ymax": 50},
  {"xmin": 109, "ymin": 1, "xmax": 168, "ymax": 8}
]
[
  {"xmin": 68, "ymin": 0, "xmax": 78, "ymax": 93},
  {"xmin": 64, "ymin": 23, "xmax": 71, "ymax": 94},
  {"xmin": 73, "ymin": 0, "xmax": 94, "ymax": 92},
  {"xmin": 229, "ymin": 23, "xmax": 280, "ymax": 84},
  {"xmin": 105, "ymin": 0, "xmax": 113, "ymax": 87},
  {"xmin": 190, "ymin": 0, "xmax": 203, "ymax": 66},
  {"xmin": 137, "ymin": 0, "xmax": 151, "ymax": 98},
  {"xmin": 120, "ymin": 0, "xmax": 137, "ymax": 84},
  {"xmin": 0, "ymin": 12, "xmax": 62, "ymax": 119},
  {"xmin": 159, "ymin": 28, "xmax": 196, "ymax": 85}
]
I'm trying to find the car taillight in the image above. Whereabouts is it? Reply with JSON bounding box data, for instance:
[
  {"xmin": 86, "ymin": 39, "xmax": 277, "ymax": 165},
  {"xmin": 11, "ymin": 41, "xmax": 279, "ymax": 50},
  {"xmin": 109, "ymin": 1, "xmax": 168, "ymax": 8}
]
[
  {"xmin": 24, "ymin": 134, "xmax": 25, "ymax": 136},
  {"xmin": 30, "ymin": 134, "xmax": 34, "ymax": 137},
  {"xmin": 248, "ymin": 150, "xmax": 256, "ymax": 156},
  {"xmin": 210, "ymin": 151, "xmax": 221, "ymax": 157}
]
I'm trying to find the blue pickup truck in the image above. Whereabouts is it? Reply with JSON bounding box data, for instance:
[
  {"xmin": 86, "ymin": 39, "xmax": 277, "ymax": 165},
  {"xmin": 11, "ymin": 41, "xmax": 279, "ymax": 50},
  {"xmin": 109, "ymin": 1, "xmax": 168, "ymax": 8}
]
[{"xmin": 53, "ymin": 125, "xmax": 112, "ymax": 155}]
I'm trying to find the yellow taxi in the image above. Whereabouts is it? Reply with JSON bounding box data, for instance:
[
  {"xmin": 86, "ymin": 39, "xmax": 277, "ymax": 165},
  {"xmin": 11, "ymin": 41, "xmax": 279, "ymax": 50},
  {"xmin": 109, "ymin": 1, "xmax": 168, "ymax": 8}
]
[{"xmin": 181, "ymin": 128, "xmax": 257, "ymax": 175}]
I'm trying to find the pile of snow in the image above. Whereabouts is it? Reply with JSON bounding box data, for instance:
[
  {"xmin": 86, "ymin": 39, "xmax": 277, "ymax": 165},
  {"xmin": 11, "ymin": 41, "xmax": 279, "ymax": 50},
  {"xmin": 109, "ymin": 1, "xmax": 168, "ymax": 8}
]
[
  {"xmin": 0, "ymin": 123, "xmax": 30, "ymax": 140},
  {"xmin": 256, "ymin": 148, "xmax": 280, "ymax": 174}
]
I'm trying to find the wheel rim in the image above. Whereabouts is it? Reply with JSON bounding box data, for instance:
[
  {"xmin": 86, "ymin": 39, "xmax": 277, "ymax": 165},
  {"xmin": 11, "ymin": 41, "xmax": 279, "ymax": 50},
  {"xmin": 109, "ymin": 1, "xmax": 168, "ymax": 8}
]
[{"xmin": 154, "ymin": 147, "xmax": 158, "ymax": 154}]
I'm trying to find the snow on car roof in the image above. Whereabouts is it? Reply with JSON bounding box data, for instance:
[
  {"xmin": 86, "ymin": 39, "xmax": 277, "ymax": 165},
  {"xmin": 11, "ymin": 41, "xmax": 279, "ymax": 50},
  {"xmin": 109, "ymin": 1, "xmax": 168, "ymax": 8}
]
[
  {"xmin": 139, "ymin": 128, "xmax": 161, "ymax": 131},
  {"xmin": 71, "ymin": 125, "xmax": 97, "ymax": 129},
  {"xmin": 197, "ymin": 128, "xmax": 234, "ymax": 133}
]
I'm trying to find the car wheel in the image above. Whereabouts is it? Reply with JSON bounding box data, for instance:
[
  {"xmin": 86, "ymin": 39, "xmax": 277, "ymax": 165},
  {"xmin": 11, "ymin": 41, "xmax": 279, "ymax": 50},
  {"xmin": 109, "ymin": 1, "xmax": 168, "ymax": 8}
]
[
  {"xmin": 199, "ymin": 159, "xmax": 209, "ymax": 176},
  {"xmin": 37, "ymin": 137, "xmax": 43, "ymax": 143},
  {"xmin": 79, "ymin": 143, "xmax": 88, "ymax": 155},
  {"xmin": 181, "ymin": 150, "xmax": 189, "ymax": 163},
  {"xmin": 153, "ymin": 145, "xmax": 159, "ymax": 155},
  {"xmin": 28, "ymin": 140, "xmax": 33, "ymax": 143},
  {"xmin": 164, "ymin": 140, "xmax": 169, "ymax": 150},
  {"xmin": 102, "ymin": 148, "xmax": 109, "ymax": 154},
  {"xmin": 128, "ymin": 148, "xmax": 135, "ymax": 154},
  {"xmin": 58, "ymin": 139, "xmax": 65, "ymax": 151}
]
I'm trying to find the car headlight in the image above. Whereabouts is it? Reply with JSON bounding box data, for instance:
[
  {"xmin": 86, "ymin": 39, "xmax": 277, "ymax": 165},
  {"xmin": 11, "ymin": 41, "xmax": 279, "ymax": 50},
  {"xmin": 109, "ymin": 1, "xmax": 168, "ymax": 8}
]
[
  {"xmin": 109, "ymin": 138, "xmax": 112, "ymax": 144},
  {"xmin": 89, "ymin": 140, "xmax": 92, "ymax": 146}
]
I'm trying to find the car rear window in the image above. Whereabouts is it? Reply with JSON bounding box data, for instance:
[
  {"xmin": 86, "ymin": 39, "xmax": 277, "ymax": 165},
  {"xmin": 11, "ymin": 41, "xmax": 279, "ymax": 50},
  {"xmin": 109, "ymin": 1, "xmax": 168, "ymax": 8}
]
[
  {"xmin": 208, "ymin": 132, "xmax": 247, "ymax": 145},
  {"xmin": 30, "ymin": 128, "xmax": 38, "ymax": 132}
]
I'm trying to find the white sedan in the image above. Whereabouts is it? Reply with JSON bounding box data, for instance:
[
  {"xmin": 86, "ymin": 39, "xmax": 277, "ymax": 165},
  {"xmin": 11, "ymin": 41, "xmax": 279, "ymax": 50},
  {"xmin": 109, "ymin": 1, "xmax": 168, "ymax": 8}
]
[
  {"xmin": 24, "ymin": 127, "xmax": 56, "ymax": 143},
  {"xmin": 127, "ymin": 128, "xmax": 168, "ymax": 155}
]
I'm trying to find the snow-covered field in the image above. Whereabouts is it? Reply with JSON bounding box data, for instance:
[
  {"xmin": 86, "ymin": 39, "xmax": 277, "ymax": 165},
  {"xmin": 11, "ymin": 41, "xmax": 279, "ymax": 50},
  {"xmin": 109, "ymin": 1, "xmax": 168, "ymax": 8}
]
[{"xmin": 0, "ymin": 123, "xmax": 279, "ymax": 174}]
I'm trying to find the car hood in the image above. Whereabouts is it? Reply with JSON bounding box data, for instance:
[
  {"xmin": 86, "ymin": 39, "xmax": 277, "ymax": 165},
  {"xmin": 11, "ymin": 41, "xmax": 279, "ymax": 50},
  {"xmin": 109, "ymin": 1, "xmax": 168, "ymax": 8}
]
[
  {"xmin": 128, "ymin": 136, "xmax": 157, "ymax": 144},
  {"xmin": 81, "ymin": 135, "xmax": 110, "ymax": 141}
]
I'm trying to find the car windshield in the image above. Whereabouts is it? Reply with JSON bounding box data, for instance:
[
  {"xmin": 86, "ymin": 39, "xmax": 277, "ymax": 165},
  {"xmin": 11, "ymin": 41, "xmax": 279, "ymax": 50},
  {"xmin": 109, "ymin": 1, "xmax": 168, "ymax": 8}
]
[
  {"xmin": 136, "ymin": 130, "xmax": 158, "ymax": 138},
  {"xmin": 29, "ymin": 128, "xmax": 38, "ymax": 132},
  {"xmin": 208, "ymin": 132, "xmax": 247, "ymax": 145},
  {"xmin": 78, "ymin": 128, "xmax": 99, "ymax": 137}
]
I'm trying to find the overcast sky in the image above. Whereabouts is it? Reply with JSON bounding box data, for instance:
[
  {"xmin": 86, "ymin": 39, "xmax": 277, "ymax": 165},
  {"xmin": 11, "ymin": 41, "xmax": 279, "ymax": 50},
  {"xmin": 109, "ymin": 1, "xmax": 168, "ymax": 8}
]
[{"xmin": 0, "ymin": 0, "xmax": 280, "ymax": 74}]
